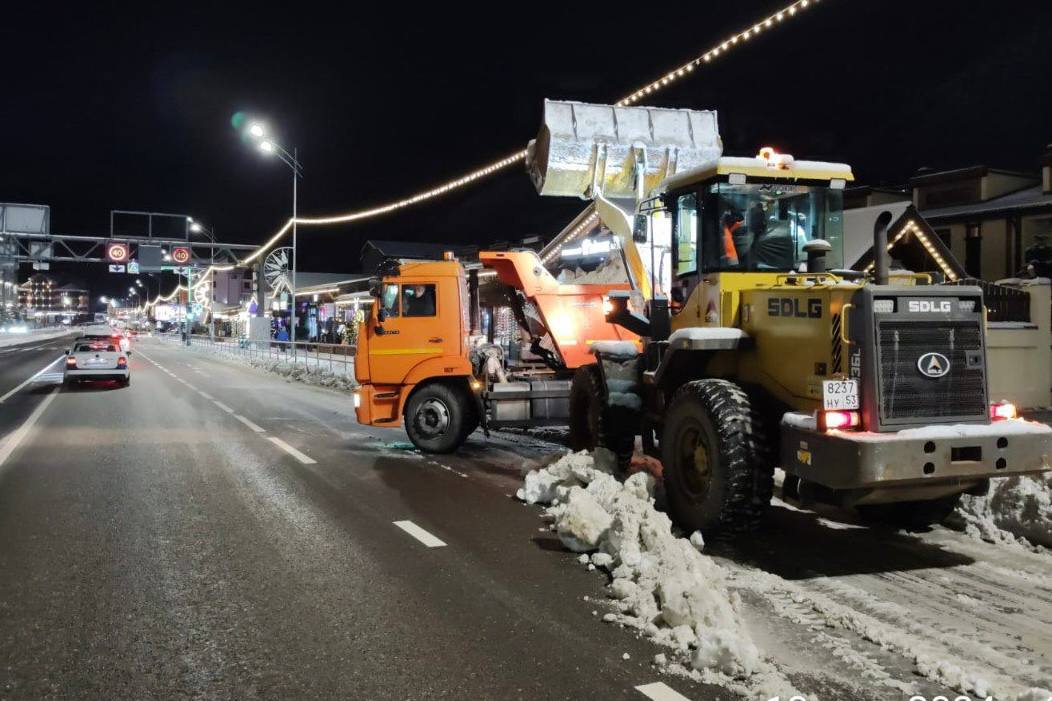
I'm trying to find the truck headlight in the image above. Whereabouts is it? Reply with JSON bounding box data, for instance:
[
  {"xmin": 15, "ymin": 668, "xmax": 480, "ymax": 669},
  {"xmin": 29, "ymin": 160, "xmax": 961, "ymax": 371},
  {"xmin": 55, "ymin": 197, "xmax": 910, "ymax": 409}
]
[{"xmin": 353, "ymin": 391, "xmax": 361, "ymax": 409}]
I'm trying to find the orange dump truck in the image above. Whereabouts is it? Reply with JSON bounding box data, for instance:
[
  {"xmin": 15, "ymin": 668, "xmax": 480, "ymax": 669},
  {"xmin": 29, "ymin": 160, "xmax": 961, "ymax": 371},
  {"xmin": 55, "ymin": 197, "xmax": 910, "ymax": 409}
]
[{"xmin": 353, "ymin": 250, "xmax": 637, "ymax": 452}]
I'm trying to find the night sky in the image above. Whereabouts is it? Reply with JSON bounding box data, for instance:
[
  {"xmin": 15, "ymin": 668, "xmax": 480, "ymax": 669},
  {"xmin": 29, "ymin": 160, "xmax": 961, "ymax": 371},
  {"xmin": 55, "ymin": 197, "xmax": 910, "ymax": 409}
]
[{"xmin": 3, "ymin": 1, "xmax": 1051, "ymax": 301}]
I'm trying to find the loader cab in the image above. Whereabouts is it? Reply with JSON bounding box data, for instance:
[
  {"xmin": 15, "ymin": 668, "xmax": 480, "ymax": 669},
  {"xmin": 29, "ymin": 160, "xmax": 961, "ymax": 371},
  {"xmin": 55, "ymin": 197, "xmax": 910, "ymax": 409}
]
[{"xmin": 654, "ymin": 152, "xmax": 853, "ymax": 327}]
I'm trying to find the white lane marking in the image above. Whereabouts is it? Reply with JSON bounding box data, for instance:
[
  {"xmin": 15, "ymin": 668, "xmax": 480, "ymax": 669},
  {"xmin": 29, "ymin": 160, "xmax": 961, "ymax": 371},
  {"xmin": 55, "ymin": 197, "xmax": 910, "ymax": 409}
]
[
  {"xmin": 234, "ymin": 414, "xmax": 266, "ymax": 433},
  {"xmin": 185, "ymin": 383, "xmax": 198, "ymax": 391},
  {"xmin": 392, "ymin": 520, "xmax": 447, "ymax": 548},
  {"xmin": 634, "ymin": 682, "xmax": 692, "ymax": 701},
  {"xmin": 0, "ymin": 387, "xmax": 59, "ymax": 470},
  {"xmin": 0, "ymin": 355, "xmax": 64, "ymax": 404},
  {"xmin": 199, "ymin": 391, "xmax": 214, "ymax": 400},
  {"xmin": 213, "ymin": 400, "xmax": 234, "ymax": 413},
  {"xmin": 267, "ymin": 436, "xmax": 317, "ymax": 464}
]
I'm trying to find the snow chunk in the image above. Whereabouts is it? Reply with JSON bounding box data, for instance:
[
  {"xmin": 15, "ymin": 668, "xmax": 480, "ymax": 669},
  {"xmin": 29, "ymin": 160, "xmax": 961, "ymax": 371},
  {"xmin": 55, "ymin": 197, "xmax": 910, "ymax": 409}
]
[
  {"xmin": 552, "ymin": 487, "xmax": 612, "ymax": 552},
  {"xmin": 954, "ymin": 473, "xmax": 1052, "ymax": 549},
  {"xmin": 519, "ymin": 450, "xmax": 763, "ymax": 681}
]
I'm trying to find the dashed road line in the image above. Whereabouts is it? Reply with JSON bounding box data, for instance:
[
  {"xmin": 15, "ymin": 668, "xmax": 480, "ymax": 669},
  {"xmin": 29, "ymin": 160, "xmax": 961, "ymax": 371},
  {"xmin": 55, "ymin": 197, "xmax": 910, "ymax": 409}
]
[
  {"xmin": 392, "ymin": 520, "xmax": 447, "ymax": 548},
  {"xmin": 0, "ymin": 355, "xmax": 64, "ymax": 404},
  {"xmin": 634, "ymin": 682, "xmax": 692, "ymax": 701},
  {"xmin": 199, "ymin": 391, "xmax": 214, "ymax": 400},
  {"xmin": 267, "ymin": 436, "xmax": 317, "ymax": 464},
  {"xmin": 0, "ymin": 387, "xmax": 58, "ymax": 470},
  {"xmin": 213, "ymin": 400, "xmax": 235, "ymax": 413},
  {"xmin": 234, "ymin": 415, "xmax": 266, "ymax": 433}
]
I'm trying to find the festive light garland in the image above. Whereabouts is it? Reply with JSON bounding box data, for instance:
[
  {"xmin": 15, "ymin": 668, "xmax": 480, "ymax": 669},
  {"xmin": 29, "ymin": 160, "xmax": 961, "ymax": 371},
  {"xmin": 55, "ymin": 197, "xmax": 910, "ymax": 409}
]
[{"xmin": 156, "ymin": 0, "xmax": 823, "ymax": 305}]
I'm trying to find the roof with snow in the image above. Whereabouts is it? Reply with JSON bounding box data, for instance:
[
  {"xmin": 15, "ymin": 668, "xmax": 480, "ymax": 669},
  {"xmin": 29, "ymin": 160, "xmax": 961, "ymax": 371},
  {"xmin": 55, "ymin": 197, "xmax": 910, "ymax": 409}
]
[{"xmin": 921, "ymin": 185, "xmax": 1052, "ymax": 221}]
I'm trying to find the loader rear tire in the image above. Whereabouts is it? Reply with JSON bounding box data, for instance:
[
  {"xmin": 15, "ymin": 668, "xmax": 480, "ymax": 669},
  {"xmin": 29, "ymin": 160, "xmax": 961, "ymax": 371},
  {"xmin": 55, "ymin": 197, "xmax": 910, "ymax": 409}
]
[
  {"xmin": 568, "ymin": 365, "xmax": 603, "ymax": 452},
  {"xmin": 857, "ymin": 494, "xmax": 961, "ymax": 531},
  {"xmin": 568, "ymin": 364, "xmax": 634, "ymax": 473},
  {"xmin": 404, "ymin": 382, "xmax": 471, "ymax": 454},
  {"xmin": 661, "ymin": 379, "xmax": 773, "ymax": 536}
]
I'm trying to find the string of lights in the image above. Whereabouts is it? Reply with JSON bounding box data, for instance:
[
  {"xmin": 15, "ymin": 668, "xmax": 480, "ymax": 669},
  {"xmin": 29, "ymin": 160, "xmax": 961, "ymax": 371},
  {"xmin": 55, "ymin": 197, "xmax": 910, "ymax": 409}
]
[{"xmin": 147, "ymin": 0, "xmax": 823, "ymax": 309}]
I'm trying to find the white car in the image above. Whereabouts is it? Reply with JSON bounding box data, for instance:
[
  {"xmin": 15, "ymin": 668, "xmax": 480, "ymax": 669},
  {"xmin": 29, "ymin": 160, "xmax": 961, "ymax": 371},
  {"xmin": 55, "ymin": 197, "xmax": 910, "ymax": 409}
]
[{"xmin": 64, "ymin": 339, "xmax": 130, "ymax": 386}]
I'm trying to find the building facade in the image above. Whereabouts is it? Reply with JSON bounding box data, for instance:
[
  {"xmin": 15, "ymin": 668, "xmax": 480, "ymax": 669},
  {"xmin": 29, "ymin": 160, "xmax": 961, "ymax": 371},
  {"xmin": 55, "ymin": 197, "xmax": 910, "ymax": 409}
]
[{"xmin": 846, "ymin": 147, "xmax": 1052, "ymax": 281}]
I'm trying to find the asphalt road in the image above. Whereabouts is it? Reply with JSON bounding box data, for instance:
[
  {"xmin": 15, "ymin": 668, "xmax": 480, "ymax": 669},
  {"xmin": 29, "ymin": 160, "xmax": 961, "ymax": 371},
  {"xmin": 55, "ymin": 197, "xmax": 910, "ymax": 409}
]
[{"xmin": 0, "ymin": 336, "xmax": 719, "ymax": 700}]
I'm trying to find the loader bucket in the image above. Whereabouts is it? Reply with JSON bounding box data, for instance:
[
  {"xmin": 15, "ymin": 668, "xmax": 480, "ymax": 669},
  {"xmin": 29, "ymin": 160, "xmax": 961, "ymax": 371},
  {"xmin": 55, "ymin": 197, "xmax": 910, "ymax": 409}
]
[{"xmin": 526, "ymin": 99, "xmax": 722, "ymax": 201}]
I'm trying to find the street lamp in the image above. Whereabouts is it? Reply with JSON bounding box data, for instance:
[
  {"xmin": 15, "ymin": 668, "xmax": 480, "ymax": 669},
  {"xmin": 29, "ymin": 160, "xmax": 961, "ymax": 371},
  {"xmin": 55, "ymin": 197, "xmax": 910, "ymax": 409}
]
[{"xmin": 244, "ymin": 119, "xmax": 303, "ymax": 346}]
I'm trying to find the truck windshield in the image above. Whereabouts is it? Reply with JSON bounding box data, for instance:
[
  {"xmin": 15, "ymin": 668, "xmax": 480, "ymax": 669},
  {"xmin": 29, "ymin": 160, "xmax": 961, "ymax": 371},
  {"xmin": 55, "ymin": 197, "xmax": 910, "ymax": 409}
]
[{"xmin": 676, "ymin": 182, "xmax": 844, "ymax": 274}]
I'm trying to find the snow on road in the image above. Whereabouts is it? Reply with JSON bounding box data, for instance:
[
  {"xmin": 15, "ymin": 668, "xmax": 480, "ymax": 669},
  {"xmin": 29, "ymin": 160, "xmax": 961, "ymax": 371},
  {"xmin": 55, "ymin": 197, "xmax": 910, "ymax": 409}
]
[{"xmin": 520, "ymin": 451, "xmax": 1052, "ymax": 701}]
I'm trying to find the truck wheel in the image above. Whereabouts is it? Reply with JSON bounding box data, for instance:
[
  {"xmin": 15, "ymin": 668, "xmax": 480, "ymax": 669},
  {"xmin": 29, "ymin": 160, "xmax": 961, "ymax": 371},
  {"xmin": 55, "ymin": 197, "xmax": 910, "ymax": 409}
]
[
  {"xmin": 857, "ymin": 494, "xmax": 961, "ymax": 531},
  {"xmin": 404, "ymin": 383, "xmax": 470, "ymax": 454},
  {"xmin": 568, "ymin": 365, "xmax": 603, "ymax": 451},
  {"xmin": 661, "ymin": 379, "xmax": 773, "ymax": 535}
]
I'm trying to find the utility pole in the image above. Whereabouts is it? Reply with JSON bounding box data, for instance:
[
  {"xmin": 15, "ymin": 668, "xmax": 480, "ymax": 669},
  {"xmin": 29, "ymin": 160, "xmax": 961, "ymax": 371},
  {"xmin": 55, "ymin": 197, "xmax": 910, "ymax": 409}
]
[{"xmin": 185, "ymin": 266, "xmax": 193, "ymax": 346}]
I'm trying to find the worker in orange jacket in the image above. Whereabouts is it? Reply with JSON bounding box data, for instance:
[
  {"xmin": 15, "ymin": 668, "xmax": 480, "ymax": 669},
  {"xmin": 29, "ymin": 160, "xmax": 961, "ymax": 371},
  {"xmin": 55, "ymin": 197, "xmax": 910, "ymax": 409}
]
[{"xmin": 721, "ymin": 211, "xmax": 742, "ymax": 267}]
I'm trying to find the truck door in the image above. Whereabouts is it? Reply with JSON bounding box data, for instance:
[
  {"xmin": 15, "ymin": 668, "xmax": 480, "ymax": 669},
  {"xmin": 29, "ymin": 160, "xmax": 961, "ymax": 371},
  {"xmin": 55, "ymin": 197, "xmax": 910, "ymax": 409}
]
[{"xmin": 366, "ymin": 280, "xmax": 450, "ymax": 385}]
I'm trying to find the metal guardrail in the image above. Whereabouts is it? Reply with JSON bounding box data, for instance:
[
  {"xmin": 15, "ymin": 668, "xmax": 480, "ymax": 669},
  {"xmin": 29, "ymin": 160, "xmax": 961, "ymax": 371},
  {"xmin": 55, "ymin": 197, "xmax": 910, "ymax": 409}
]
[{"xmin": 157, "ymin": 332, "xmax": 357, "ymax": 376}]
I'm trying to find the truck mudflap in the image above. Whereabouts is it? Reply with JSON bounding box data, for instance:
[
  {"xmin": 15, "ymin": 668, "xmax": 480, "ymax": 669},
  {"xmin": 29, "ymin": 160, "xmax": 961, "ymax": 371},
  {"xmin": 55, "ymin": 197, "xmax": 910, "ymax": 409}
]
[{"xmin": 780, "ymin": 412, "xmax": 1052, "ymax": 493}]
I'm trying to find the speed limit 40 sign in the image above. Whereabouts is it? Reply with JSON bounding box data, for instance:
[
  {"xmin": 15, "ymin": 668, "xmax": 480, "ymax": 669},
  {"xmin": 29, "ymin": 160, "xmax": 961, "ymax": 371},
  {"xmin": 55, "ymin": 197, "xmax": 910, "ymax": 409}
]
[
  {"xmin": 171, "ymin": 247, "xmax": 191, "ymax": 265},
  {"xmin": 106, "ymin": 242, "xmax": 129, "ymax": 263}
]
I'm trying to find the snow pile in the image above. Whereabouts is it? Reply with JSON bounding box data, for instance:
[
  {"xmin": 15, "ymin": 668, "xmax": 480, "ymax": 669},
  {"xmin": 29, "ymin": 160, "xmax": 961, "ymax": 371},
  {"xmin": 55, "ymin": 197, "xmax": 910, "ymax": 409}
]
[
  {"xmin": 517, "ymin": 450, "xmax": 762, "ymax": 680},
  {"xmin": 954, "ymin": 474, "xmax": 1052, "ymax": 550},
  {"xmin": 246, "ymin": 357, "xmax": 358, "ymax": 392}
]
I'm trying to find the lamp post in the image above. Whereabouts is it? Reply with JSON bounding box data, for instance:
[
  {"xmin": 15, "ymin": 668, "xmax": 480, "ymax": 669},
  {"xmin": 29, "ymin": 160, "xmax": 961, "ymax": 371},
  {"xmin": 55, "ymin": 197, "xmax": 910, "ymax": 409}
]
[{"xmin": 245, "ymin": 121, "xmax": 303, "ymax": 347}]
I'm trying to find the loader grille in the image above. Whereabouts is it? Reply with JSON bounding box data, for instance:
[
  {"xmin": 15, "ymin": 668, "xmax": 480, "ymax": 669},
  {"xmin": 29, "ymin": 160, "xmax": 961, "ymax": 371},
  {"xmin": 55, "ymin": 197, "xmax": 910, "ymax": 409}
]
[{"xmin": 876, "ymin": 320, "xmax": 987, "ymax": 422}]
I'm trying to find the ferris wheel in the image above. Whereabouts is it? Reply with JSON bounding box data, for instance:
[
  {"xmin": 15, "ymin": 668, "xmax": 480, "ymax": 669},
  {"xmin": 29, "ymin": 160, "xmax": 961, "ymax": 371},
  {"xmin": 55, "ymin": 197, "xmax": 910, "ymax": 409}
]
[{"xmin": 264, "ymin": 247, "xmax": 293, "ymax": 294}]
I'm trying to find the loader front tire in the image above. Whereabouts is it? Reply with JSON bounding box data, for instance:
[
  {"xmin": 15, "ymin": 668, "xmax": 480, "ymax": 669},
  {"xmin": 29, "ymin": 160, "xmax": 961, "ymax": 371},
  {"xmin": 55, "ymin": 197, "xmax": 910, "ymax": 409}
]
[
  {"xmin": 404, "ymin": 382, "xmax": 471, "ymax": 454},
  {"xmin": 661, "ymin": 379, "xmax": 773, "ymax": 536}
]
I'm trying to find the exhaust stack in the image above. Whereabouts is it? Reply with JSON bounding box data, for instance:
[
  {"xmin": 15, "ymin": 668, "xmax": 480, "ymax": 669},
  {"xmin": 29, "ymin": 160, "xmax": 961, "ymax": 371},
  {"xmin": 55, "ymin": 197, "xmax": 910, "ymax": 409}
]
[{"xmin": 873, "ymin": 210, "xmax": 894, "ymax": 286}]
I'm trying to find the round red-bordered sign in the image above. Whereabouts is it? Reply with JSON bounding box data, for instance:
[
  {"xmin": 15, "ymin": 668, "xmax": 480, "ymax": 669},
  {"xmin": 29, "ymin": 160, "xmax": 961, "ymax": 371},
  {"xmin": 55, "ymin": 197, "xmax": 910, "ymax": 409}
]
[
  {"xmin": 171, "ymin": 247, "xmax": 191, "ymax": 265},
  {"xmin": 106, "ymin": 242, "xmax": 129, "ymax": 262}
]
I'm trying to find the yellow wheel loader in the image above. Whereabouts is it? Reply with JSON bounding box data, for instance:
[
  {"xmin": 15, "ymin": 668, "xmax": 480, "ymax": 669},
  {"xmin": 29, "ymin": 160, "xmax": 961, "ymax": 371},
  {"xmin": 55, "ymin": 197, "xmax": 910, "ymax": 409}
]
[{"xmin": 527, "ymin": 100, "xmax": 1052, "ymax": 535}]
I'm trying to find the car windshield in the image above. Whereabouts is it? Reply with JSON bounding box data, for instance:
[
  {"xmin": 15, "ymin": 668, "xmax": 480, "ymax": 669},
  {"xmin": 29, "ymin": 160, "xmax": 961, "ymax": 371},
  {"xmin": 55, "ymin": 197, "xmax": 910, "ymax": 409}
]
[{"xmin": 675, "ymin": 182, "xmax": 845, "ymax": 274}]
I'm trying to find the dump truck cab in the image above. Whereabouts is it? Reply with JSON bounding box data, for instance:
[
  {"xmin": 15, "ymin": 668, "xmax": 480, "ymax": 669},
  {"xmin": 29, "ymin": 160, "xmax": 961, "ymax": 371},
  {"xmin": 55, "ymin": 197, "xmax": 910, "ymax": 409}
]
[{"xmin": 354, "ymin": 259, "xmax": 479, "ymax": 451}]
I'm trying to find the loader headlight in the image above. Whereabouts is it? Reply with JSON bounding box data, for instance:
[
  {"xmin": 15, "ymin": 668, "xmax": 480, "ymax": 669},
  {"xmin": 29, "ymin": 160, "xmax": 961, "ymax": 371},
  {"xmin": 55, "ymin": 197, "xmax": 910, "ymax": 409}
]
[{"xmin": 353, "ymin": 391, "xmax": 361, "ymax": 409}]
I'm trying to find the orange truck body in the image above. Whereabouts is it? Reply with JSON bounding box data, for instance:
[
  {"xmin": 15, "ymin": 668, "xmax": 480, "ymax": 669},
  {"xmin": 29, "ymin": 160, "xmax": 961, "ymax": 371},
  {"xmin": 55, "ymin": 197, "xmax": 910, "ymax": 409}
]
[{"xmin": 354, "ymin": 251, "xmax": 637, "ymax": 429}]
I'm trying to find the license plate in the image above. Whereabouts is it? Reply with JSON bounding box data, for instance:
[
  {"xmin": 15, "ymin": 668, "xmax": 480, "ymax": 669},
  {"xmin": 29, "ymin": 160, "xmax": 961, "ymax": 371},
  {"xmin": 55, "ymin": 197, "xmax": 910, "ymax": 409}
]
[{"xmin": 822, "ymin": 379, "xmax": 859, "ymax": 410}]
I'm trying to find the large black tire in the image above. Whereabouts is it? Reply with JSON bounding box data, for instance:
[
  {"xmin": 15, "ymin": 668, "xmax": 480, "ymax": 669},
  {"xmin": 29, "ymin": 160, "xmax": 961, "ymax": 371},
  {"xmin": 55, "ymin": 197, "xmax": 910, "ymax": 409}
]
[
  {"xmin": 857, "ymin": 494, "xmax": 961, "ymax": 531},
  {"xmin": 568, "ymin": 364, "xmax": 635, "ymax": 471},
  {"xmin": 404, "ymin": 382, "xmax": 471, "ymax": 453},
  {"xmin": 660, "ymin": 379, "xmax": 773, "ymax": 535}
]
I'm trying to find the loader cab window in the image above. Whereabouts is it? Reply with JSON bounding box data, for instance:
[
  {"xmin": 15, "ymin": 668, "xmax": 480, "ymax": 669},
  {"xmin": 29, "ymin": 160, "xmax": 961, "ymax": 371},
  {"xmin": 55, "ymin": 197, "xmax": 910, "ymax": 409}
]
[
  {"xmin": 699, "ymin": 182, "xmax": 844, "ymax": 273},
  {"xmin": 674, "ymin": 192, "xmax": 699, "ymax": 276},
  {"xmin": 402, "ymin": 284, "xmax": 437, "ymax": 317},
  {"xmin": 379, "ymin": 283, "xmax": 400, "ymax": 318}
]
